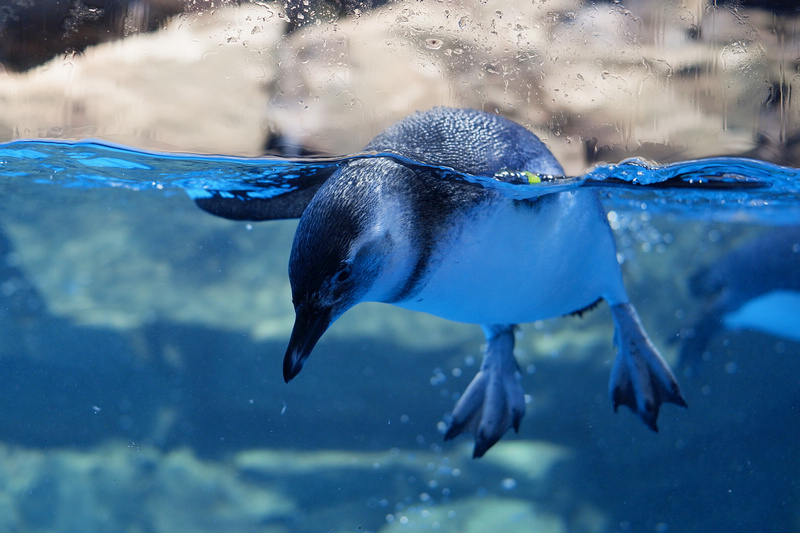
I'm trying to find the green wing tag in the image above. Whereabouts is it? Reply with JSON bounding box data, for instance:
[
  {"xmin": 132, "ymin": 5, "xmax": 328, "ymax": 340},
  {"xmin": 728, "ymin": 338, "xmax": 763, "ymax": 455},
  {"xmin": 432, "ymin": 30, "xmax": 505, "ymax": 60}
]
[
  {"xmin": 493, "ymin": 169, "xmax": 546, "ymax": 185},
  {"xmin": 522, "ymin": 171, "xmax": 541, "ymax": 184}
]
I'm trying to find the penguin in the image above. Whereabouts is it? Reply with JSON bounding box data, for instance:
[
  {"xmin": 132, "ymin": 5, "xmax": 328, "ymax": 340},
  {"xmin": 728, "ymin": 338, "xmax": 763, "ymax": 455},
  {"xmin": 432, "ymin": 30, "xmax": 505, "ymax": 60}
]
[
  {"xmin": 679, "ymin": 226, "xmax": 800, "ymax": 367},
  {"xmin": 195, "ymin": 107, "xmax": 687, "ymax": 457}
]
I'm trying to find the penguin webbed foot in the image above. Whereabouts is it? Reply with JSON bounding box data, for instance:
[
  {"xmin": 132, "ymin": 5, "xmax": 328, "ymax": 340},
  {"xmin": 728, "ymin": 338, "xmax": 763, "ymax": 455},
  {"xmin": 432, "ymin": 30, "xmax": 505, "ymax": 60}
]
[
  {"xmin": 444, "ymin": 325, "xmax": 525, "ymax": 458},
  {"xmin": 609, "ymin": 302, "xmax": 688, "ymax": 431}
]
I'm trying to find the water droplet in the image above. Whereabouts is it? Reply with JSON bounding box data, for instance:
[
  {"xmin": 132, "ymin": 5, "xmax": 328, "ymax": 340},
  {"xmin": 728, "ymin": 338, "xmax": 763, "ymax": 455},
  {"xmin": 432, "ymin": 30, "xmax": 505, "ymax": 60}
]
[{"xmin": 425, "ymin": 38, "xmax": 443, "ymax": 50}]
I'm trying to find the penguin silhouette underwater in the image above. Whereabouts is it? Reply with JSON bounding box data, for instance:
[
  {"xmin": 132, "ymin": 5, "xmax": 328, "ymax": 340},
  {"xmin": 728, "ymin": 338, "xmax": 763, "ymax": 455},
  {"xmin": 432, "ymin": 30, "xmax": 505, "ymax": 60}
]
[
  {"xmin": 678, "ymin": 226, "xmax": 800, "ymax": 368},
  {"xmin": 194, "ymin": 107, "xmax": 688, "ymax": 457}
]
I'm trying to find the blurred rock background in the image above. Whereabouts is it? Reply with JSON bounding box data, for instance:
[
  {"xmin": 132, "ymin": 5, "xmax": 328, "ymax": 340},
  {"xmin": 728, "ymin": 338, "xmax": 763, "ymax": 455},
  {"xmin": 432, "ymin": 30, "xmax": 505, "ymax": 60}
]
[{"xmin": 2, "ymin": 0, "xmax": 799, "ymax": 167}]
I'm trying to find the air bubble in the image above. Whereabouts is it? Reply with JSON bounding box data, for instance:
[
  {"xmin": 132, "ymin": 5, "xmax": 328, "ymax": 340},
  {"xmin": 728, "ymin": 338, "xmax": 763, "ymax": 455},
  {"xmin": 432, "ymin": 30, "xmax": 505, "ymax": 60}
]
[{"xmin": 501, "ymin": 477, "xmax": 517, "ymax": 490}]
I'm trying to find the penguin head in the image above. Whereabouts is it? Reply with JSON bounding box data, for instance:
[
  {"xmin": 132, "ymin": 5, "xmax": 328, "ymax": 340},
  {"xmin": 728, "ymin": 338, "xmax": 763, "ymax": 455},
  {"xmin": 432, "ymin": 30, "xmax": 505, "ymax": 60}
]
[{"xmin": 282, "ymin": 163, "xmax": 408, "ymax": 382}]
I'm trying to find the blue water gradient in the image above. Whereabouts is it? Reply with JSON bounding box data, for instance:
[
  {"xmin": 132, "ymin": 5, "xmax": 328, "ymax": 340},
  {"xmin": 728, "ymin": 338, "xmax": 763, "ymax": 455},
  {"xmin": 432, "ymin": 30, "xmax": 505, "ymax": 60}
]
[{"xmin": 1, "ymin": 139, "xmax": 799, "ymax": 223}]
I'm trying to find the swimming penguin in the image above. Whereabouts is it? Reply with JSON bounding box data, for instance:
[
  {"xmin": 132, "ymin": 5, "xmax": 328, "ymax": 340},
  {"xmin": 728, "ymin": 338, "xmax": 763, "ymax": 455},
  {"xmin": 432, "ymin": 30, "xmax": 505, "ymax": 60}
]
[
  {"xmin": 679, "ymin": 226, "xmax": 800, "ymax": 367},
  {"xmin": 195, "ymin": 107, "xmax": 687, "ymax": 457}
]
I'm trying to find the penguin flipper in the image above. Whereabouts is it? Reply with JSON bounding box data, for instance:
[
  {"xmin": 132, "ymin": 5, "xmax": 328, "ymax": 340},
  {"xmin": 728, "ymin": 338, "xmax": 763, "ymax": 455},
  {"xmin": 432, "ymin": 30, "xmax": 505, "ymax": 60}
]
[
  {"xmin": 609, "ymin": 302, "xmax": 687, "ymax": 430},
  {"xmin": 190, "ymin": 163, "xmax": 338, "ymax": 221},
  {"xmin": 444, "ymin": 325, "xmax": 525, "ymax": 458},
  {"xmin": 193, "ymin": 185, "xmax": 324, "ymax": 221}
]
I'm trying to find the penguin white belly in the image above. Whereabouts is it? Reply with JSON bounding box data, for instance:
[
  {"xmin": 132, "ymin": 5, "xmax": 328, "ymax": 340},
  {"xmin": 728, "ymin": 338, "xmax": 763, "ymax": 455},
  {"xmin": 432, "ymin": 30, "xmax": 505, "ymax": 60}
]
[{"xmin": 397, "ymin": 190, "xmax": 627, "ymax": 325}]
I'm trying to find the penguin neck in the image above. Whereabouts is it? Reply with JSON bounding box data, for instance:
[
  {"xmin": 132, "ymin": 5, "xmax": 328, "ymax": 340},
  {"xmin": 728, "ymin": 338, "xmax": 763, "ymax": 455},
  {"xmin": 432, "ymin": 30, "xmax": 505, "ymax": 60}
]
[{"xmin": 357, "ymin": 196, "xmax": 419, "ymax": 305}]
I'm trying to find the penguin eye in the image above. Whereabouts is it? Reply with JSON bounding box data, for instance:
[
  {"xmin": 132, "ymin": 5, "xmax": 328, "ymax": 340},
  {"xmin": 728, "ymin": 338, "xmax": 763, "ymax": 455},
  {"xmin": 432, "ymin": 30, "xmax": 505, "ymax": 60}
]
[{"xmin": 335, "ymin": 263, "xmax": 352, "ymax": 283}]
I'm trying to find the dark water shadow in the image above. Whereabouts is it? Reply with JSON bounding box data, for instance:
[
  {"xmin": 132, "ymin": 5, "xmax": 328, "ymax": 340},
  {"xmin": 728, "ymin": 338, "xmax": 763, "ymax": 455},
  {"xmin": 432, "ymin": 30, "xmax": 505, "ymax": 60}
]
[
  {"xmin": 0, "ymin": 316, "xmax": 456, "ymax": 455},
  {"xmin": 521, "ymin": 334, "xmax": 800, "ymax": 533}
]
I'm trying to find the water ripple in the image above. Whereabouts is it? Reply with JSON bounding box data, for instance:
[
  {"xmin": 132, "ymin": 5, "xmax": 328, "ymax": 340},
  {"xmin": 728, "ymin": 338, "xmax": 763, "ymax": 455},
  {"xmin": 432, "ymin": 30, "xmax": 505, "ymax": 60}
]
[{"xmin": 1, "ymin": 139, "xmax": 798, "ymax": 224}]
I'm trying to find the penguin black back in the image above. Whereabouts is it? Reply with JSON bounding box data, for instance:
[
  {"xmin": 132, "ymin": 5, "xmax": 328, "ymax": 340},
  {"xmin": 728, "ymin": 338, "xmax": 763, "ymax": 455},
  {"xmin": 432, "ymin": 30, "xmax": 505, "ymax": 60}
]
[{"xmin": 364, "ymin": 107, "xmax": 564, "ymax": 176}]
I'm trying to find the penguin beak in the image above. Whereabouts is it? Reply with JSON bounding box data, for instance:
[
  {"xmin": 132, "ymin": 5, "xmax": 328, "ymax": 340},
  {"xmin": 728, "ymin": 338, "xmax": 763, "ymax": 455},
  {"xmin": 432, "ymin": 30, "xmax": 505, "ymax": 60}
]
[{"xmin": 283, "ymin": 304, "xmax": 332, "ymax": 383}]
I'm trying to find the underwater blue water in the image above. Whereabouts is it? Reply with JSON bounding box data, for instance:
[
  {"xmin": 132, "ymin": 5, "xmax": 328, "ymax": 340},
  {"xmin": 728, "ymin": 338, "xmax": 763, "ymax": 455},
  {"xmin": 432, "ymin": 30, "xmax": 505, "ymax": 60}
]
[{"xmin": 1, "ymin": 138, "xmax": 799, "ymax": 533}]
